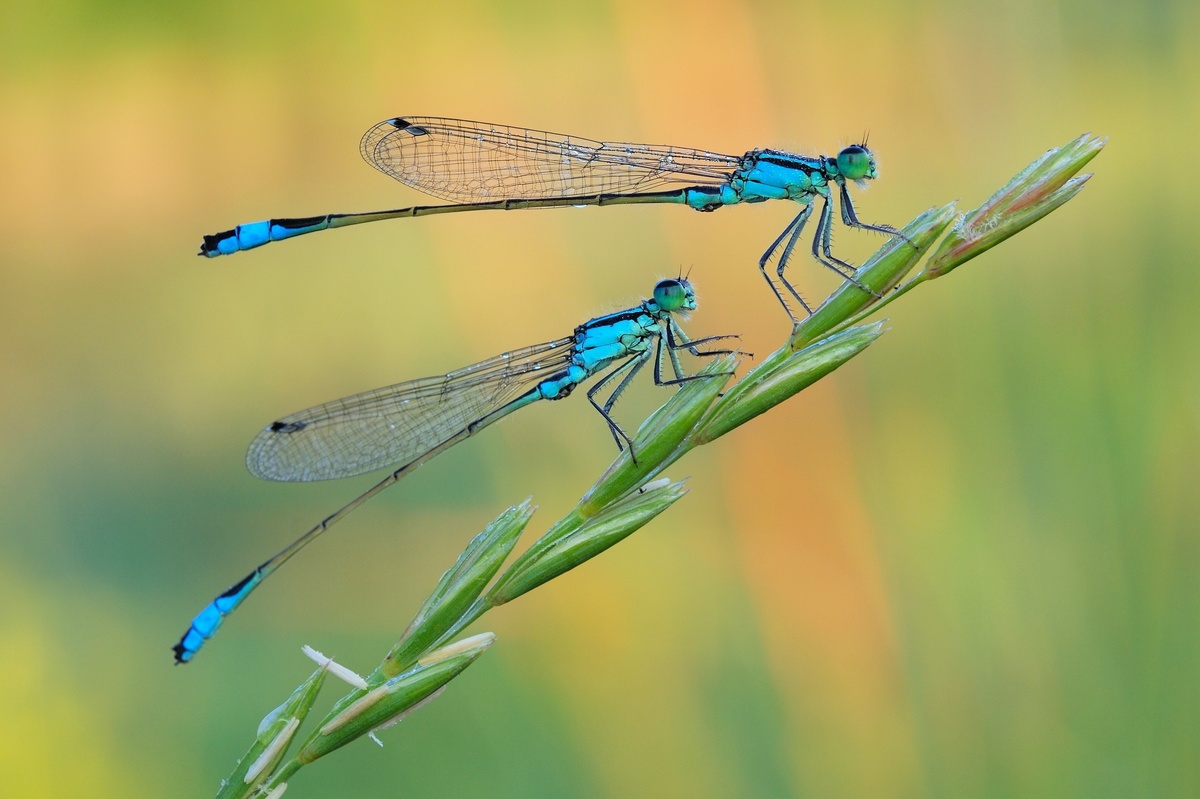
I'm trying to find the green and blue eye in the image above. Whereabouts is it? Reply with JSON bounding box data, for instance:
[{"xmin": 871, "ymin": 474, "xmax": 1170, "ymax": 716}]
[
  {"xmin": 837, "ymin": 145, "xmax": 875, "ymax": 181},
  {"xmin": 653, "ymin": 278, "xmax": 692, "ymax": 311}
]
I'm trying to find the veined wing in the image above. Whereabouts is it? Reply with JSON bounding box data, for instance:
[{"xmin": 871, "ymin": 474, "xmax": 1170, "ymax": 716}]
[
  {"xmin": 359, "ymin": 116, "xmax": 743, "ymax": 203},
  {"xmin": 247, "ymin": 337, "xmax": 575, "ymax": 482}
]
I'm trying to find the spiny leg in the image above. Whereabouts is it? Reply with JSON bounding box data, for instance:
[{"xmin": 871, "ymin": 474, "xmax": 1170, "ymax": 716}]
[
  {"xmin": 601, "ymin": 355, "xmax": 648, "ymax": 416},
  {"xmin": 586, "ymin": 353, "xmax": 647, "ymax": 453},
  {"xmin": 812, "ymin": 195, "xmax": 883, "ymax": 298},
  {"xmin": 664, "ymin": 322, "xmax": 688, "ymax": 382},
  {"xmin": 811, "ymin": 194, "xmax": 858, "ymax": 279},
  {"xmin": 656, "ymin": 324, "xmax": 738, "ymax": 386},
  {"xmin": 667, "ymin": 319, "xmax": 739, "ymax": 362},
  {"xmin": 757, "ymin": 210, "xmax": 808, "ymax": 323},
  {"xmin": 600, "ymin": 352, "xmax": 652, "ymax": 463},
  {"xmin": 839, "ymin": 183, "xmax": 912, "ymax": 245},
  {"xmin": 775, "ymin": 202, "xmax": 817, "ymax": 316}
]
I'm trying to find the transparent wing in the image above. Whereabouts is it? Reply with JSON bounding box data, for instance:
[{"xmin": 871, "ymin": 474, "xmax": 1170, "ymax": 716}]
[
  {"xmin": 359, "ymin": 116, "xmax": 743, "ymax": 203},
  {"xmin": 247, "ymin": 337, "xmax": 575, "ymax": 482}
]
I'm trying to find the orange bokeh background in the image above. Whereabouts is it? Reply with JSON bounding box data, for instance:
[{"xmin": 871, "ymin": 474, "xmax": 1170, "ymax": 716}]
[{"xmin": 1, "ymin": 1, "xmax": 1196, "ymax": 796}]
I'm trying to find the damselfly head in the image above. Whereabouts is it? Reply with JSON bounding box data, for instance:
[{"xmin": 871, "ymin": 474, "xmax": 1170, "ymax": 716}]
[
  {"xmin": 836, "ymin": 144, "xmax": 878, "ymax": 182},
  {"xmin": 653, "ymin": 278, "xmax": 697, "ymax": 313}
]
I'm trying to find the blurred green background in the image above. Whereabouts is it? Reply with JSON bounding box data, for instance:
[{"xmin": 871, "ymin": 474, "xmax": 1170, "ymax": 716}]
[{"xmin": 1, "ymin": 0, "xmax": 1196, "ymax": 796}]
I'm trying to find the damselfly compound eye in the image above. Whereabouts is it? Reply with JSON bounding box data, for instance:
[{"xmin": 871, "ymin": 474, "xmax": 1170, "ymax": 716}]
[
  {"xmin": 653, "ymin": 279, "xmax": 690, "ymax": 311},
  {"xmin": 837, "ymin": 145, "xmax": 874, "ymax": 181}
]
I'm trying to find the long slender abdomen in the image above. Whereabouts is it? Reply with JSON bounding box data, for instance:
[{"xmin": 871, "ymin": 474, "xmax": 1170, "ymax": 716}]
[{"xmin": 198, "ymin": 189, "xmax": 699, "ymax": 258}]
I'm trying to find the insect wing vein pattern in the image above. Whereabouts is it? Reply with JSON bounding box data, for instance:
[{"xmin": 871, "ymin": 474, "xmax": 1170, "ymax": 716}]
[
  {"xmin": 247, "ymin": 338, "xmax": 575, "ymax": 482},
  {"xmin": 360, "ymin": 116, "xmax": 741, "ymax": 202}
]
